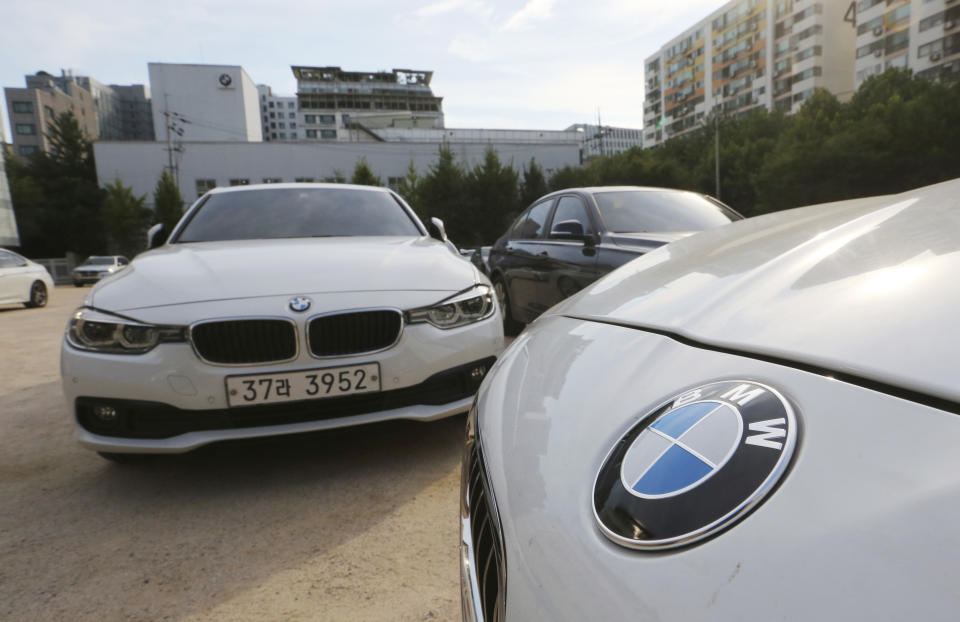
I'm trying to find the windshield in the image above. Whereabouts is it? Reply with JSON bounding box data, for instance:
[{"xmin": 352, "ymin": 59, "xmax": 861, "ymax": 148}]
[
  {"xmin": 83, "ymin": 257, "xmax": 115, "ymax": 266},
  {"xmin": 174, "ymin": 188, "xmax": 423, "ymax": 243},
  {"xmin": 594, "ymin": 190, "xmax": 740, "ymax": 233}
]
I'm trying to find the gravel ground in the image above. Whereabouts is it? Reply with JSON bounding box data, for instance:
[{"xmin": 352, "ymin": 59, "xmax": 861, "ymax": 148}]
[{"xmin": 0, "ymin": 286, "xmax": 464, "ymax": 621}]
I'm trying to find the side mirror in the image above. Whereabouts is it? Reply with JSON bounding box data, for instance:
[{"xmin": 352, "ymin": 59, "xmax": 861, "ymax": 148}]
[
  {"xmin": 428, "ymin": 217, "xmax": 448, "ymax": 242},
  {"xmin": 550, "ymin": 219, "xmax": 586, "ymax": 241},
  {"xmin": 147, "ymin": 223, "xmax": 168, "ymax": 249}
]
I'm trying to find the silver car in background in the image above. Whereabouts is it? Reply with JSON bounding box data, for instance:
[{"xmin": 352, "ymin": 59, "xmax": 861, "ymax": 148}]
[
  {"xmin": 462, "ymin": 178, "xmax": 960, "ymax": 621},
  {"xmin": 72, "ymin": 255, "xmax": 129, "ymax": 286}
]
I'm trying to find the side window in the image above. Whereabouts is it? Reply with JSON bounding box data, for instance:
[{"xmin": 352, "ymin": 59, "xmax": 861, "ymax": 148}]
[
  {"xmin": 511, "ymin": 200, "xmax": 553, "ymax": 240},
  {"xmin": 550, "ymin": 196, "xmax": 593, "ymax": 237},
  {"xmin": 0, "ymin": 251, "xmax": 14, "ymax": 268},
  {"xmin": 119, "ymin": 257, "xmax": 130, "ymax": 266}
]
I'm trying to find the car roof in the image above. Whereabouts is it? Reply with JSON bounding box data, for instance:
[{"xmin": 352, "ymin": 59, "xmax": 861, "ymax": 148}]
[
  {"xmin": 539, "ymin": 186, "xmax": 702, "ymax": 201},
  {"xmin": 206, "ymin": 183, "xmax": 392, "ymax": 195}
]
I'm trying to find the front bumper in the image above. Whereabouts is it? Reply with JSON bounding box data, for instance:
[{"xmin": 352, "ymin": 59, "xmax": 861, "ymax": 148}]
[
  {"xmin": 73, "ymin": 271, "xmax": 108, "ymax": 284},
  {"xmin": 63, "ymin": 314, "xmax": 503, "ymax": 453}
]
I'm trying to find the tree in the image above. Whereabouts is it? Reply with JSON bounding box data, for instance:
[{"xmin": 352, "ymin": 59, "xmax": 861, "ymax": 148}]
[
  {"xmin": 7, "ymin": 112, "xmax": 104, "ymax": 257},
  {"xmin": 462, "ymin": 148, "xmax": 519, "ymax": 246},
  {"xmin": 153, "ymin": 170, "xmax": 184, "ymax": 231},
  {"xmin": 396, "ymin": 160, "xmax": 423, "ymax": 217},
  {"xmin": 418, "ymin": 144, "xmax": 466, "ymax": 240},
  {"xmin": 101, "ymin": 178, "xmax": 150, "ymax": 257},
  {"xmin": 519, "ymin": 158, "xmax": 549, "ymax": 209},
  {"xmin": 350, "ymin": 157, "xmax": 382, "ymax": 186}
]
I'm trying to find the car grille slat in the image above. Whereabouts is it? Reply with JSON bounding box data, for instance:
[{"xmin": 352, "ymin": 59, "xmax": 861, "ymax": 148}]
[
  {"xmin": 465, "ymin": 439, "xmax": 506, "ymax": 622},
  {"xmin": 308, "ymin": 310, "xmax": 402, "ymax": 357},
  {"xmin": 191, "ymin": 319, "xmax": 296, "ymax": 364}
]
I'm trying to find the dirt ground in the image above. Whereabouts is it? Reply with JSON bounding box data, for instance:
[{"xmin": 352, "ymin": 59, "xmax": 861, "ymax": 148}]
[{"xmin": 0, "ymin": 286, "xmax": 464, "ymax": 621}]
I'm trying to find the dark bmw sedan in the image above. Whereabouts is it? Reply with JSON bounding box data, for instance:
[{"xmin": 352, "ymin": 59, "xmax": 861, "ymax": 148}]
[{"xmin": 489, "ymin": 186, "xmax": 741, "ymax": 333}]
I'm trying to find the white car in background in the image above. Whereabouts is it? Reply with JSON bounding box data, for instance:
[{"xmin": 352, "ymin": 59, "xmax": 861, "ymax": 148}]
[
  {"xmin": 61, "ymin": 183, "xmax": 503, "ymax": 461},
  {"xmin": 72, "ymin": 255, "xmax": 130, "ymax": 286},
  {"xmin": 0, "ymin": 248, "xmax": 53, "ymax": 308},
  {"xmin": 462, "ymin": 178, "xmax": 960, "ymax": 621}
]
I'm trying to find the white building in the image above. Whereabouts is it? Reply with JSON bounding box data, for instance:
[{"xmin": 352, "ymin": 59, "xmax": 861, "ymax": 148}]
[
  {"xmin": 0, "ymin": 121, "xmax": 19, "ymax": 247},
  {"xmin": 643, "ymin": 0, "xmax": 857, "ymax": 147},
  {"xmin": 566, "ymin": 124, "xmax": 643, "ymax": 159},
  {"xmin": 854, "ymin": 0, "xmax": 960, "ymax": 87},
  {"xmin": 93, "ymin": 131, "xmax": 582, "ymax": 206},
  {"xmin": 257, "ymin": 85, "xmax": 298, "ymax": 142},
  {"xmin": 148, "ymin": 63, "xmax": 262, "ymax": 143}
]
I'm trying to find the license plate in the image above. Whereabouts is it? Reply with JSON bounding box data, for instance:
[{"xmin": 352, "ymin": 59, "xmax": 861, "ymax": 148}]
[{"xmin": 225, "ymin": 362, "xmax": 381, "ymax": 407}]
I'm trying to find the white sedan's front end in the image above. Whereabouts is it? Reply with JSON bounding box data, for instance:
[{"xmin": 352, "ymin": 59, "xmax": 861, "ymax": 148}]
[{"xmin": 61, "ymin": 184, "xmax": 503, "ymax": 456}]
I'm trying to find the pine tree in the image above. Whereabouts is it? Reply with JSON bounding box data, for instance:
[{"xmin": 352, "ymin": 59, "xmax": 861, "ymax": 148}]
[
  {"xmin": 102, "ymin": 178, "xmax": 150, "ymax": 257},
  {"xmin": 153, "ymin": 170, "xmax": 184, "ymax": 231},
  {"xmin": 350, "ymin": 157, "xmax": 383, "ymax": 186}
]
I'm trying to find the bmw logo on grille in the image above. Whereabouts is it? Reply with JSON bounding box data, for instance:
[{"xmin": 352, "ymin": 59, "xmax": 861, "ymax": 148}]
[
  {"xmin": 289, "ymin": 296, "xmax": 312, "ymax": 312},
  {"xmin": 594, "ymin": 380, "xmax": 797, "ymax": 550}
]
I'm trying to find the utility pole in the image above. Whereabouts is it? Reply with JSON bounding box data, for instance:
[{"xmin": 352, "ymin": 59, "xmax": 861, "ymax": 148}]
[
  {"xmin": 162, "ymin": 94, "xmax": 186, "ymax": 188},
  {"xmin": 714, "ymin": 112, "xmax": 721, "ymax": 200}
]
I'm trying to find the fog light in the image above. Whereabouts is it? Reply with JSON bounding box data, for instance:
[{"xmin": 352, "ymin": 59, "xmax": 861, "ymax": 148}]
[
  {"xmin": 470, "ymin": 366, "xmax": 487, "ymax": 380},
  {"xmin": 94, "ymin": 405, "xmax": 118, "ymax": 421}
]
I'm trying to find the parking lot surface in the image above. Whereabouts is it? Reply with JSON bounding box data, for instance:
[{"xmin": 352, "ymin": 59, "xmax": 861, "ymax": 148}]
[{"xmin": 0, "ymin": 286, "xmax": 463, "ymax": 621}]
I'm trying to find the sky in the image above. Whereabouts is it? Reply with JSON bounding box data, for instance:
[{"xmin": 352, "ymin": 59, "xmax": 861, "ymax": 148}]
[{"xmin": 1, "ymin": 0, "xmax": 727, "ymax": 138}]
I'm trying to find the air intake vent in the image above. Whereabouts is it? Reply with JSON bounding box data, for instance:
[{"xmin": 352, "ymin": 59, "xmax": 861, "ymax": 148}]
[
  {"xmin": 308, "ymin": 310, "xmax": 402, "ymax": 357},
  {"xmin": 191, "ymin": 319, "xmax": 297, "ymax": 364}
]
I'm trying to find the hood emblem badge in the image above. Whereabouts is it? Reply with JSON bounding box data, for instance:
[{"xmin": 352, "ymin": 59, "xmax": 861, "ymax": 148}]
[{"xmin": 289, "ymin": 297, "xmax": 312, "ymax": 313}]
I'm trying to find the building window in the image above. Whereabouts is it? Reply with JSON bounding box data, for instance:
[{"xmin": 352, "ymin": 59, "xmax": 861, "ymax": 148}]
[
  {"xmin": 271, "ymin": 133, "xmax": 277, "ymax": 139},
  {"xmin": 18, "ymin": 145, "xmax": 37, "ymax": 156},
  {"xmin": 319, "ymin": 114, "xmax": 336, "ymax": 124},
  {"xmin": 287, "ymin": 102, "xmax": 295, "ymax": 108},
  {"xmin": 290, "ymin": 122, "xmax": 296, "ymax": 128},
  {"xmin": 279, "ymin": 132, "xmax": 287, "ymax": 139},
  {"xmin": 44, "ymin": 106, "xmax": 54, "ymax": 118},
  {"xmin": 294, "ymin": 177, "xmax": 315, "ymax": 183},
  {"xmin": 278, "ymin": 122, "xmax": 286, "ymax": 129},
  {"xmin": 195, "ymin": 179, "xmax": 217, "ymax": 198},
  {"xmin": 269, "ymin": 102, "xmax": 274, "ymax": 108},
  {"xmin": 306, "ymin": 129, "xmax": 318, "ymax": 138},
  {"xmin": 270, "ymin": 112, "xmax": 275, "ymax": 118},
  {"xmin": 288, "ymin": 112, "xmax": 295, "ymax": 119},
  {"xmin": 262, "ymin": 177, "xmax": 282, "ymax": 183},
  {"xmin": 320, "ymin": 129, "xmax": 337, "ymax": 139},
  {"xmin": 229, "ymin": 178, "xmax": 249, "ymax": 186},
  {"xmin": 15, "ymin": 123, "xmax": 36, "ymax": 135},
  {"xmin": 289, "ymin": 132, "xmax": 297, "ymax": 139},
  {"xmin": 12, "ymin": 101, "xmax": 33, "ymax": 113},
  {"xmin": 270, "ymin": 122, "xmax": 276, "ymax": 129},
  {"xmin": 304, "ymin": 114, "xmax": 317, "ymax": 124}
]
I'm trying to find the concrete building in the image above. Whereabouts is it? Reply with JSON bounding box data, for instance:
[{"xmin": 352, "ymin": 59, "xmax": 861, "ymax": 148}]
[
  {"xmin": 148, "ymin": 63, "xmax": 262, "ymax": 144},
  {"xmin": 294, "ymin": 66, "xmax": 445, "ymax": 143},
  {"xmin": 93, "ymin": 129, "xmax": 582, "ymax": 206},
  {"xmin": 5, "ymin": 70, "xmax": 99, "ymax": 156},
  {"xmin": 76, "ymin": 79, "xmax": 155, "ymax": 142},
  {"xmin": 566, "ymin": 123, "xmax": 643, "ymax": 159},
  {"xmin": 854, "ymin": 0, "xmax": 960, "ymax": 87},
  {"xmin": 257, "ymin": 85, "xmax": 299, "ymax": 142},
  {"xmin": 0, "ymin": 122, "xmax": 18, "ymax": 247},
  {"xmin": 643, "ymin": 0, "xmax": 857, "ymax": 147}
]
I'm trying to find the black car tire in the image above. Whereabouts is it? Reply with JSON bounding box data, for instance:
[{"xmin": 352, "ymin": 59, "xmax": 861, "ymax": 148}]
[
  {"xmin": 493, "ymin": 276, "xmax": 524, "ymax": 336},
  {"xmin": 25, "ymin": 281, "xmax": 47, "ymax": 308}
]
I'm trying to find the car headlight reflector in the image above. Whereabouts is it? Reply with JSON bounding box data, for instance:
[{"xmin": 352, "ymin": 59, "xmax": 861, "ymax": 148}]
[
  {"xmin": 67, "ymin": 307, "xmax": 185, "ymax": 354},
  {"xmin": 407, "ymin": 285, "xmax": 495, "ymax": 329}
]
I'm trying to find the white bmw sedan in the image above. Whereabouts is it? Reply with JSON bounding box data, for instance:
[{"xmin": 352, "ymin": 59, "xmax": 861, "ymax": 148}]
[
  {"xmin": 462, "ymin": 178, "xmax": 960, "ymax": 621},
  {"xmin": 61, "ymin": 184, "xmax": 503, "ymax": 461},
  {"xmin": 0, "ymin": 248, "xmax": 53, "ymax": 308}
]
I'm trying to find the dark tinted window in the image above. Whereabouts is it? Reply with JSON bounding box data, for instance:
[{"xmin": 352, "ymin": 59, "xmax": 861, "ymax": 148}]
[
  {"xmin": 550, "ymin": 196, "xmax": 593, "ymax": 236},
  {"xmin": 175, "ymin": 188, "xmax": 422, "ymax": 242},
  {"xmin": 511, "ymin": 200, "xmax": 553, "ymax": 240},
  {"xmin": 594, "ymin": 190, "xmax": 739, "ymax": 233}
]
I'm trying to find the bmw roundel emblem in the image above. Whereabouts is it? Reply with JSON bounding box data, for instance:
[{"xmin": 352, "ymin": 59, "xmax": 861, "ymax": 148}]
[
  {"xmin": 593, "ymin": 380, "xmax": 798, "ymax": 550},
  {"xmin": 289, "ymin": 296, "xmax": 311, "ymax": 312},
  {"xmin": 218, "ymin": 73, "xmax": 233, "ymax": 87}
]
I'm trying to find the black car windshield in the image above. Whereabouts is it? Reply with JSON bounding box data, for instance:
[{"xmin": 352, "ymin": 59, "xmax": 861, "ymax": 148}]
[
  {"xmin": 83, "ymin": 257, "xmax": 115, "ymax": 265},
  {"xmin": 594, "ymin": 190, "xmax": 740, "ymax": 233},
  {"xmin": 174, "ymin": 188, "xmax": 422, "ymax": 242}
]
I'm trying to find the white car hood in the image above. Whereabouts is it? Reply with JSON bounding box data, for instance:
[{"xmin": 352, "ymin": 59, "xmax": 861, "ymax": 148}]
[
  {"xmin": 89, "ymin": 236, "xmax": 476, "ymax": 311},
  {"xmin": 547, "ymin": 177, "xmax": 960, "ymax": 402}
]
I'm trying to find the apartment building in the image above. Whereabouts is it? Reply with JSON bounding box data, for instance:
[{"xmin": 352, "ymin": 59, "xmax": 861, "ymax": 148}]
[
  {"xmin": 293, "ymin": 66, "xmax": 444, "ymax": 142},
  {"xmin": 76, "ymin": 79, "xmax": 155, "ymax": 142},
  {"xmin": 854, "ymin": 0, "xmax": 960, "ymax": 87},
  {"xmin": 4, "ymin": 70, "xmax": 99, "ymax": 156},
  {"xmin": 258, "ymin": 85, "xmax": 298, "ymax": 142},
  {"xmin": 644, "ymin": 0, "xmax": 856, "ymax": 147},
  {"xmin": 0, "ymin": 122, "xmax": 18, "ymax": 247}
]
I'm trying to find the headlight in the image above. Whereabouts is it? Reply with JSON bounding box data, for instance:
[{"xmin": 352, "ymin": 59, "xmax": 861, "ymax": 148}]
[
  {"xmin": 406, "ymin": 285, "xmax": 495, "ymax": 329},
  {"xmin": 66, "ymin": 307, "xmax": 186, "ymax": 354}
]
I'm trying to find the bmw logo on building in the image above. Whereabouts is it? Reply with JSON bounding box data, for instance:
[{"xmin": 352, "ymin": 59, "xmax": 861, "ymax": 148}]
[
  {"xmin": 593, "ymin": 380, "xmax": 798, "ymax": 550},
  {"xmin": 289, "ymin": 296, "xmax": 312, "ymax": 312}
]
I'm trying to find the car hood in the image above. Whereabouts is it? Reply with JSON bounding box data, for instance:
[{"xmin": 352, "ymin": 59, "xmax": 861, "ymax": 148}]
[
  {"xmin": 89, "ymin": 236, "xmax": 477, "ymax": 311},
  {"xmin": 547, "ymin": 177, "xmax": 960, "ymax": 402}
]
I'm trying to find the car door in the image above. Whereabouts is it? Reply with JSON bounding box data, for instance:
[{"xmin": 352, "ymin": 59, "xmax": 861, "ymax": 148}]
[
  {"xmin": 536, "ymin": 194, "xmax": 602, "ymax": 309},
  {"xmin": 0, "ymin": 250, "xmax": 30, "ymax": 304},
  {"xmin": 498, "ymin": 199, "xmax": 555, "ymax": 323}
]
